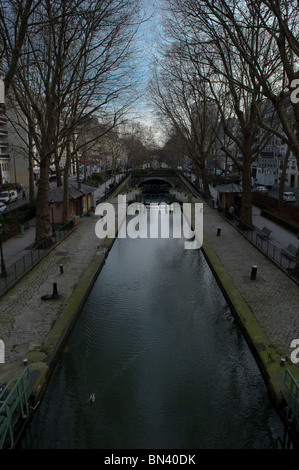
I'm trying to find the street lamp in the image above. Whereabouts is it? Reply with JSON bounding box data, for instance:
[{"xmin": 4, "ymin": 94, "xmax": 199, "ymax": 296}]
[
  {"xmin": 50, "ymin": 199, "xmax": 55, "ymax": 237},
  {"xmin": 0, "ymin": 224, "xmax": 6, "ymax": 278}
]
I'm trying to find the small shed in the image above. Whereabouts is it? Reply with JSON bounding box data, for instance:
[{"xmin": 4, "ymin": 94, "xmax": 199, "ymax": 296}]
[
  {"xmin": 48, "ymin": 182, "xmax": 95, "ymax": 224},
  {"xmin": 215, "ymin": 183, "xmax": 242, "ymax": 213}
]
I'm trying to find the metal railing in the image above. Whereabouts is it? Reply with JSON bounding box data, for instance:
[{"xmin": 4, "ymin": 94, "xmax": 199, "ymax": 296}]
[
  {"xmin": 0, "ymin": 223, "xmax": 73, "ymax": 296},
  {"xmin": 220, "ymin": 210, "xmax": 296, "ymax": 272},
  {"xmin": 0, "ymin": 367, "xmax": 31, "ymax": 449},
  {"xmin": 284, "ymin": 369, "xmax": 299, "ymax": 422},
  {"xmin": 179, "ymin": 172, "xmax": 297, "ymax": 275},
  {"xmin": 178, "ymin": 172, "xmax": 216, "ymax": 208},
  {"xmin": 95, "ymin": 173, "xmax": 131, "ymax": 206}
]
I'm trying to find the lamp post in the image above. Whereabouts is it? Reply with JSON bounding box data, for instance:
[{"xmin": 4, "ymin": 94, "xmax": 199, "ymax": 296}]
[
  {"xmin": 0, "ymin": 224, "xmax": 6, "ymax": 278},
  {"xmin": 50, "ymin": 199, "xmax": 55, "ymax": 237}
]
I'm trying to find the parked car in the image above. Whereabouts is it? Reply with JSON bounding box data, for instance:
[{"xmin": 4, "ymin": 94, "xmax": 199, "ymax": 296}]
[
  {"xmin": 254, "ymin": 185, "xmax": 268, "ymax": 194},
  {"xmin": 0, "ymin": 202, "xmax": 6, "ymax": 214},
  {"xmin": 9, "ymin": 190, "xmax": 18, "ymax": 202},
  {"xmin": 0, "ymin": 190, "xmax": 18, "ymax": 204},
  {"xmin": 283, "ymin": 192, "xmax": 296, "ymax": 203},
  {"xmin": 0, "ymin": 191, "xmax": 11, "ymax": 204}
]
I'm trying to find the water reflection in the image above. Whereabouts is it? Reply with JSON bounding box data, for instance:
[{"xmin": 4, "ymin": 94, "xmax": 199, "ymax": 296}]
[{"xmin": 20, "ymin": 207, "xmax": 290, "ymax": 449}]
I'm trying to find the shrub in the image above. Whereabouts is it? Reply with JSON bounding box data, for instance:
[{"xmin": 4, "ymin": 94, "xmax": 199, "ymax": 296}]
[
  {"xmin": 2, "ymin": 203, "xmax": 36, "ymax": 226},
  {"xmin": 91, "ymin": 172, "xmax": 105, "ymax": 185}
]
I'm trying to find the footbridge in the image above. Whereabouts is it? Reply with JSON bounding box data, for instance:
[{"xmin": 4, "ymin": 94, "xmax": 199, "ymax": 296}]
[{"xmin": 129, "ymin": 169, "xmax": 200, "ymax": 204}]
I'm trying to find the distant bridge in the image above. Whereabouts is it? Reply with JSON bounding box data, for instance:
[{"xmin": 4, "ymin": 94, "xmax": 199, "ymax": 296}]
[
  {"xmin": 130, "ymin": 168, "xmax": 180, "ymax": 188},
  {"xmin": 105, "ymin": 169, "xmax": 208, "ymax": 204}
]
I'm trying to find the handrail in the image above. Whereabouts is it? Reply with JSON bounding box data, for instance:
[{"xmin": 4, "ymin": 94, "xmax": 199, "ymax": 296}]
[
  {"xmin": 0, "ymin": 222, "xmax": 74, "ymax": 296},
  {"xmin": 284, "ymin": 369, "xmax": 299, "ymax": 421},
  {"xmin": 0, "ymin": 367, "xmax": 31, "ymax": 448}
]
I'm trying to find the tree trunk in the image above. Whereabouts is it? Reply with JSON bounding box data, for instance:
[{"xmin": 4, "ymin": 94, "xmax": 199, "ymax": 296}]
[
  {"xmin": 62, "ymin": 140, "xmax": 72, "ymax": 225},
  {"xmin": 240, "ymin": 157, "xmax": 252, "ymax": 228},
  {"xmin": 28, "ymin": 134, "xmax": 35, "ymax": 204},
  {"xmin": 76, "ymin": 151, "xmax": 81, "ymax": 189},
  {"xmin": 278, "ymin": 146, "xmax": 290, "ymax": 211},
  {"xmin": 55, "ymin": 158, "xmax": 63, "ymax": 187},
  {"xmin": 35, "ymin": 153, "xmax": 51, "ymax": 246},
  {"xmin": 200, "ymin": 164, "xmax": 211, "ymax": 197},
  {"xmin": 195, "ymin": 166, "xmax": 200, "ymax": 187}
]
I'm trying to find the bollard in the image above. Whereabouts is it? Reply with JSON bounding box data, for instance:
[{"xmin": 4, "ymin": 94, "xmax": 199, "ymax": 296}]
[
  {"xmin": 280, "ymin": 358, "xmax": 285, "ymax": 367},
  {"xmin": 217, "ymin": 227, "xmax": 221, "ymax": 236},
  {"xmin": 60, "ymin": 264, "xmax": 63, "ymax": 274},
  {"xmin": 52, "ymin": 282, "xmax": 59, "ymax": 299},
  {"xmin": 250, "ymin": 265, "xmax": 257, "ymax": 280}
]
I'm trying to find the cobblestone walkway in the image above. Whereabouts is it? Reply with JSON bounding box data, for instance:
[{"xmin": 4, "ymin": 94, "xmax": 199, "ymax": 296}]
[
  {"xmin": 0, "ymin": 215, "xmax": 101, "ymax": 364},
  {"xmin": 202, "ymin": 202, "xmax": 299, "ymax": 356}
]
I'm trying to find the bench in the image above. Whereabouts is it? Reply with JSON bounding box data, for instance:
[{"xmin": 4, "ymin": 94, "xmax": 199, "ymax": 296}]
[
  {"xmin": 282, "ymin": 244, "xmax": 298, "ymax": 260},
  {"xmin": 258, "ymin": 226, "xmax": 272, "ymax": 239}
]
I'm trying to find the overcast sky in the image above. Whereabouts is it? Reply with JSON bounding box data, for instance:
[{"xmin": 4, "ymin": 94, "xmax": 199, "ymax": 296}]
[{"xmin": 131, "ymin": 0, "xmax": 166, "ymax": 145}]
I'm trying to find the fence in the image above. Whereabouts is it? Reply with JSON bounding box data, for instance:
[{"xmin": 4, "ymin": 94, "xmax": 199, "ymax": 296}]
[
  {"xmin": 180, "ymin": 172, "xmax": 297, "ymax": 275},
  {"xmin": 0, "ymin": 367, "xmax": 31, "ymax": 449},
  {"xmin": 0, "ymin": 223, "xmax": 73, "ymax": 296},
  {"xmin": 95, "ymin": 173, "xmax": 131, "ymax": 206},
  {"xmin": 218, "ymin": 209, "xmax": 296, "ymax": 272},
  {"xmin": 178, "ymin": 172, "xmax": 216, "ymax": 208}
]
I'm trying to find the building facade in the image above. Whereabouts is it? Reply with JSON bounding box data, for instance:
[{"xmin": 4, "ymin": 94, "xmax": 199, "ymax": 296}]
[{"xmin": 252, "ymin": 135, "xmax": 299, "ymax": 189}]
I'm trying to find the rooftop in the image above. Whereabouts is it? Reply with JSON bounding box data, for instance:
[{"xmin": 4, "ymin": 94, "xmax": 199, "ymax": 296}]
[{"xmin": 48, "ymin": 182, "xmax": 95, "ymax": 203}]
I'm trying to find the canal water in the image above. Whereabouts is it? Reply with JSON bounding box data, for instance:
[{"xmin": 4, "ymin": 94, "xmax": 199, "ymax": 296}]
[{"xmin": 20, "ymin": 206, "xmax": 289, "ymax": 449}]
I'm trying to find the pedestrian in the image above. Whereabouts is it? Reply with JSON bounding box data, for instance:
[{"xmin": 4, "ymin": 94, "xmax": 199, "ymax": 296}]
[{"xmin": 22, "ymin": 190, "xmax": 26, "ymax": 200}]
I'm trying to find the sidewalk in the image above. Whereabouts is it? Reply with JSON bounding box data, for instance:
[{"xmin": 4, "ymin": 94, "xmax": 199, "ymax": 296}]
[
  {"xmin": 1, "ymin": 219, "xmax": 36, "ymax": 267},
  {"xmin": 201, "ymin": 200, "xmax": 299, "ymax": 356},
  {"xmin": 252, "ymin": 205, "xmax": 298, "ymax": 250},
  {"xmin": 209, "ymin": 184, "xmax": 298, "ymax": 252}
]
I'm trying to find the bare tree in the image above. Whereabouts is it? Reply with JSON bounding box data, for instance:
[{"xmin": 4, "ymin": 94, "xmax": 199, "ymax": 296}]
[
  {"xmin": 0, "ymin": 0, "xmax": 42, "ymax": 94},
  {"xmin": 149, "ymin": 45, "xmax": 222, "ymax": 197},
  {"xmin": 161, "ymin": 0, "xmax": 299, "ymax": 270},
  {"xmin": 120, "ymin": 121, "xmax": 148, "ymax": 169},
  {"xmin": 186, "ymin": 0, "xmax": 299, "ymax": 164},
  {"xmin": 1, "ymin": 0, "xmax": 141, "ymax": 245},
  {"xmin": 159, "ymin": 0, "xmax": 280, "ymax": 226}
]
